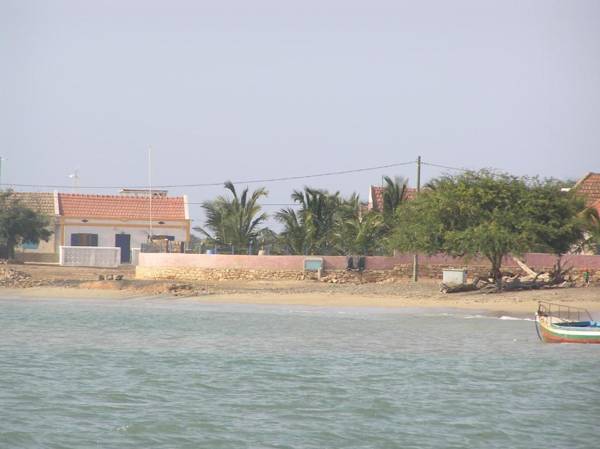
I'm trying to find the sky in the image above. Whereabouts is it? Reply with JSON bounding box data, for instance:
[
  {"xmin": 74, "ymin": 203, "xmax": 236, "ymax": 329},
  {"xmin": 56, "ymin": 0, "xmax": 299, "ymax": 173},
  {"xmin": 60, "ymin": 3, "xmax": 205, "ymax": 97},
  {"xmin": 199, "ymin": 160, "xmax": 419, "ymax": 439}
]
[{"xmin": 1, "ymin": 0, "xmax": 599, "ymax": 228}]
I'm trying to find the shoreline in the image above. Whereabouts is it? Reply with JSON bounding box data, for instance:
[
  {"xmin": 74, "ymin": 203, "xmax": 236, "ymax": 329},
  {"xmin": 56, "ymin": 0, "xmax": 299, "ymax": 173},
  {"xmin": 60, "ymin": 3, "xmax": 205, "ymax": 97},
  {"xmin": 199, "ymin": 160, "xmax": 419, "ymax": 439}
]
[{"xmin": 2, "ymin": 284, "xmax": 600, "ymax": 316}]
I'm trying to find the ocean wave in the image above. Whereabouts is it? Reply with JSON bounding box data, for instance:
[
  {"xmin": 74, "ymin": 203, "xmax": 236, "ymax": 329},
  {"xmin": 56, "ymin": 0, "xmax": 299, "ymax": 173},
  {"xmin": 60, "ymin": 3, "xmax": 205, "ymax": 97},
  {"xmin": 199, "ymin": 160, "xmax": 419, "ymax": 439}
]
[
  {"xmin": 498, "ymin": 315, "xmax": 535, "ymax": 322},
  {"xmin": 464, "ymin": 314, "xmax": 534, "ymax": 322}
]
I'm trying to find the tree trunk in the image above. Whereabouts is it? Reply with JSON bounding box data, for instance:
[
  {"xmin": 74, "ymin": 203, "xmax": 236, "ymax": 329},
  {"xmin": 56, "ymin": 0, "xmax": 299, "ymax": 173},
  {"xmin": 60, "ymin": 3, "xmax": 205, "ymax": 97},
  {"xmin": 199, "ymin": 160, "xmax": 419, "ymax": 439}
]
[
  {"xmin": 490, "ymin": 255, "xmax": 503, "ymax": 290},
  {"xmin": 6, "ymin": 237, "xmax": 16, "ymax": 260}
]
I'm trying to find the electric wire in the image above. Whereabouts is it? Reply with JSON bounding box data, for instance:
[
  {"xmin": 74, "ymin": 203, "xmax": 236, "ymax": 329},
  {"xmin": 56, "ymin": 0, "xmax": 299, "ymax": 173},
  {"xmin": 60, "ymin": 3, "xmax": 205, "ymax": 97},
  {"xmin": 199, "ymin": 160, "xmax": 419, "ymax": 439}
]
[
  {"xmin": 186, "ymin": 202, "xmax": 299, "ymax": 206},
  {"xmin": 0, "ymin": 160, "xmax": 416, "ymax": 190},
  {"xmin": 420, "ymin": 162, "xmax": 470, "ymax": 172}
]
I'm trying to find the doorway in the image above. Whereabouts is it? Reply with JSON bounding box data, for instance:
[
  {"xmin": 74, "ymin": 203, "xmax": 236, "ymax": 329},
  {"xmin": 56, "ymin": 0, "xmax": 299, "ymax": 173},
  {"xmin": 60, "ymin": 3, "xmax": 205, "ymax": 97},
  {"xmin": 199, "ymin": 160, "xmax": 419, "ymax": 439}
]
[{"xmin": 115, "ymin": 233, "xmax": 131, "ymax": 263}]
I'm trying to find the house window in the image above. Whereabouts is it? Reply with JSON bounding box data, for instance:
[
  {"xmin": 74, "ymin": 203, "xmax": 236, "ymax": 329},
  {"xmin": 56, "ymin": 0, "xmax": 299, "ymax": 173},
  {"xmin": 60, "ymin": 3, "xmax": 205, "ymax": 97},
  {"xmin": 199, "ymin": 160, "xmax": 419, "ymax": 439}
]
[
  {"xmin": 22, "ymin": 241, "xmax": 39, "ymax": 250},
  {"xmin": 71, "ymin": 233, "xmax": 98, "ymax": 246}
]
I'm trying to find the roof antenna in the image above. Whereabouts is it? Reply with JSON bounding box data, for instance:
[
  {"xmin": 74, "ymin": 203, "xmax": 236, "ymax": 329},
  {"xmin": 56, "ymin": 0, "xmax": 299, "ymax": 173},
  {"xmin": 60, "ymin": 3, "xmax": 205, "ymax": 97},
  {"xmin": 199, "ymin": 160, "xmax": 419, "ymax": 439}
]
[{"xmin": 68, "ymin": 169, "xmax": 80, "ymax": 192}]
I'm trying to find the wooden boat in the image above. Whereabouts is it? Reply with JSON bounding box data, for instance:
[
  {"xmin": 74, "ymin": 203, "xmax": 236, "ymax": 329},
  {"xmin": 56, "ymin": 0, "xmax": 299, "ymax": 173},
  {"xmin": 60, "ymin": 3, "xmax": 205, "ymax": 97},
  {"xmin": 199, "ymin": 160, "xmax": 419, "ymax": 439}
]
[{"xmin": 535, "ymin": 301, "xmax": 600, "ymax": 344}]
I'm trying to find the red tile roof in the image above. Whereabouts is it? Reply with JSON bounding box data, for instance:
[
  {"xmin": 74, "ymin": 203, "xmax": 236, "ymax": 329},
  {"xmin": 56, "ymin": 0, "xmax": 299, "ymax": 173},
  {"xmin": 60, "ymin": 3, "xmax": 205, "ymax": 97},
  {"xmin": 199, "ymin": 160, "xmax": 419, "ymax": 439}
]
[
  {"xmin": 58, "ymin": 193, "xmax": 186, "ymax": 220},
  {"xmin": 574, "ymin": 172, "xmax": 600, "ymax": 206},
  {"xmin": 368, "ymin": 185, "xmax": 417, "ymax": 212},
  {"xmin": 370, "ymin": 186, "xmax": 383, "ymax": 211}
]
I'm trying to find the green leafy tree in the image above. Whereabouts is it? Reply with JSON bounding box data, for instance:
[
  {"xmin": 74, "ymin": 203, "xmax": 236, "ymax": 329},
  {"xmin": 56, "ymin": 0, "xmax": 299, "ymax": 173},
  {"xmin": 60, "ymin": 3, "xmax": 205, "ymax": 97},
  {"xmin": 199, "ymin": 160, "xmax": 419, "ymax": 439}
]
[
  {"xmin": 0, "ymin": 191, "xmax": 52, "ymax": 259},
  {"xmin": 195, "ymin": 182, "xmax": 268, "ymax": 253},
  {"xmin": 334, "ymin": 193, "xmax": 384, "ymax": 255},
  {"xmin": 276, "ymin": 187, "xmax": 340, "ymax": 255},
  {"xmin": 524, "ymin": 180, "xmax": 584, "ymax": 255},
  {"xmin": 389, "ymin": 171, "xmax": 583, "ymax": 285},
  {"xmin": 580, "ymin": 206, "xmax": 600, "ymax": 254}
]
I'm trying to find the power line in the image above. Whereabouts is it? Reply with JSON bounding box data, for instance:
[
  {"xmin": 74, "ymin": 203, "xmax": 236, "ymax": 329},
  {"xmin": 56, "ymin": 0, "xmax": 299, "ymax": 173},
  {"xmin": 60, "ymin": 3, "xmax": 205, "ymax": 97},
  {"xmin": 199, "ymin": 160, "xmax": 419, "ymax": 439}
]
[
  {"xmin": 0, "ymin": 160, "xmax": 417, "ymax": 190},
  {"xmin": 420, "ymin": 162, "xmax": 470, "ymax": 172},
  {"xmin": 187, "ymin": 202, "xmax": 300, "ymax": 206}
]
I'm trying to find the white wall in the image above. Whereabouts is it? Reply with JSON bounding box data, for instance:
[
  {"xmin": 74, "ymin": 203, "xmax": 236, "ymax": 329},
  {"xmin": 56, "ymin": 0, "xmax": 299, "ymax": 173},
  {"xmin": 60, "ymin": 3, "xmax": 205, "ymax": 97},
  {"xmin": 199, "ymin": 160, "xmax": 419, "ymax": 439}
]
[
  {"xmin": 63, "ymin": 219, "xmax": 187, "ymax": 250},
  {"xmin": 60, "ymin": 246, "xmax": 121, "ymax": 268}
]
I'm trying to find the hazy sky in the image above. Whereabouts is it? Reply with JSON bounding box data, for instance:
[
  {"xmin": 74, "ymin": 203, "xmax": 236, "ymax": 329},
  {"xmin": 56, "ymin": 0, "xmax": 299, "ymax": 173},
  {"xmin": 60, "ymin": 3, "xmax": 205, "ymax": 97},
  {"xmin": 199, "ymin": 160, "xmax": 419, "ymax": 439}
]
[{"xmin": 1, "ymin": 0, "xmax": 599, "ymax": 227}]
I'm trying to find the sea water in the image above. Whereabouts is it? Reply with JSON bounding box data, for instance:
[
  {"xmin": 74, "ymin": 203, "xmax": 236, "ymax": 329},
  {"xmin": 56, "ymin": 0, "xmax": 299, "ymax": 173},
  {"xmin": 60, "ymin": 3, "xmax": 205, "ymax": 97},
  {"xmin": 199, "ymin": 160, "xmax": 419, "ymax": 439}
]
[{"xmin": 1, "ymin": 297, "xmax": 599, "ymax": 449}]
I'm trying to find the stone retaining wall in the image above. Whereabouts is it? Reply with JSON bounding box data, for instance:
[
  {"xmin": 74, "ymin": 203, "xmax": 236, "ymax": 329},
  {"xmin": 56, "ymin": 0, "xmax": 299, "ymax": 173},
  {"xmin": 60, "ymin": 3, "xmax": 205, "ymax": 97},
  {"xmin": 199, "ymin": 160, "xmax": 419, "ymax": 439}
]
[
  {"xmin": 136, "ymin": 266, "xmax": 306, "ymax": 282},
  {"xmin": 14, "ymin": 253, "xmax": 59, "ymax": 264},
  {"xmin": 136, "ymin": 252, "xmax": 600, "ymax": 283}
]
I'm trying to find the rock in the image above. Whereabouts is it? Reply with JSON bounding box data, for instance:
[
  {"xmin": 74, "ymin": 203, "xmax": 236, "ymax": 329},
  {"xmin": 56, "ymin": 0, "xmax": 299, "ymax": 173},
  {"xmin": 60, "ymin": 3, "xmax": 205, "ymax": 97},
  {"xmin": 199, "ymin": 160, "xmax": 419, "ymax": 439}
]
[{"xmin": 0, "ymin": 266, "xmax": 37, "ymax": 288}]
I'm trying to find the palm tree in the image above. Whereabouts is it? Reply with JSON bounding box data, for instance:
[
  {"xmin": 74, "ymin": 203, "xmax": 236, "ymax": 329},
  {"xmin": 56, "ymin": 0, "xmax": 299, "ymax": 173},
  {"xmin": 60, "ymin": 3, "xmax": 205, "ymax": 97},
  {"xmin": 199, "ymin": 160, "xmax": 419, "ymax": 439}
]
[
  {"xmin": 275, "ymin": 208, "xmax": 306, "ymax": 255},
  {"xmin": 334, "ymin": 193, "xmax": 384, "ymax": 255},
  {"xmin": 382, "ymin": 175, "xmax": 408, "ymax": 219},
  {"xmin": 276, "ymin": 187, "xmax": 340, "ymax": 255},
  {"xmin": 195, "ymin": 181, "xmax": 268, "ymax": 253}
]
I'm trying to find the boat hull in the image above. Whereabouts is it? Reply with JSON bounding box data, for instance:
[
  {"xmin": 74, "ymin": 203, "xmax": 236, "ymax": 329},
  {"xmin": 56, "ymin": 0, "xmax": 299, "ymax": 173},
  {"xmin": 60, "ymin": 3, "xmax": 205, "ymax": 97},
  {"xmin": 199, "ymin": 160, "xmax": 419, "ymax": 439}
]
[{"xmin": 536, "ymin": 318, "xmax": 600, "ymax": 344}]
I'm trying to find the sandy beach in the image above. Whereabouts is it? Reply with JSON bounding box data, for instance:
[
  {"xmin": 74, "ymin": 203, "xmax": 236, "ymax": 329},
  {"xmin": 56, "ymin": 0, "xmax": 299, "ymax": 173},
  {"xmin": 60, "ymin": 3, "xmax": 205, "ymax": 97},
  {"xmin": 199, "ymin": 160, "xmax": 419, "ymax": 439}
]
[
  {"xmin": 3, "ymin": 280, "xmax": 600, "ymax": 317},
  {"xmin": 1, "ymin": 264, "xmax": 599, "ymax": 316}
]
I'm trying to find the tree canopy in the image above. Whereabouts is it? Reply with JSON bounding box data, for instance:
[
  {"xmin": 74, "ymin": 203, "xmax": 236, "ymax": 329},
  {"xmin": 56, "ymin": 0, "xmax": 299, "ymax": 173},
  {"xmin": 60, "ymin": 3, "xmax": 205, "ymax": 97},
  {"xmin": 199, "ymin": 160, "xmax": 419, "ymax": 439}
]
[
  {"xmin": 389, "ymin": 171, "xmax": 584, "ymax": 282},
  {"xmin": 0, "ymin": 191, "xmax": 52, "ymax": 259}
]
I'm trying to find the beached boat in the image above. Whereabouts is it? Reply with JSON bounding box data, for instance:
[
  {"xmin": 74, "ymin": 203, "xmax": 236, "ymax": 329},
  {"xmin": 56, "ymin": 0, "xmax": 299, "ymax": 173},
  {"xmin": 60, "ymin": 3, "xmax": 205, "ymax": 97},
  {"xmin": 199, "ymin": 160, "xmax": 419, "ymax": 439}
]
[{"xmin": 535, "ymin": 301, "xmax": 600, "ymax": 344}]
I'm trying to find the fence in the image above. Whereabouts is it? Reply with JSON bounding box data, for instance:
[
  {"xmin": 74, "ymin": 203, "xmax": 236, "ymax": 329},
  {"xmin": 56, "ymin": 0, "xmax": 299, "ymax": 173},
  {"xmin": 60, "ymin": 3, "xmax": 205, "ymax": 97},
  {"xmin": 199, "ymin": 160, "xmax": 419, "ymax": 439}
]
[
  {"xmin": 141, "ymin": 240, "xmax": 186, "ymax": 254},
  {"xmin": 59, "ymin": 246, "xmax": 121, "ymax": 268}
]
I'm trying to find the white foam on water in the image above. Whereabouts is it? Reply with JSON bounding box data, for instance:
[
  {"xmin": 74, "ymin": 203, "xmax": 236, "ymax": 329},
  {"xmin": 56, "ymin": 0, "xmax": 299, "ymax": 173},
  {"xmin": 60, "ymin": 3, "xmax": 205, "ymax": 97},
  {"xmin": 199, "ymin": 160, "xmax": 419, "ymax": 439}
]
[
  {"xmin": 499, "ymin": 315, "xmax": 535, "ymax": 322},
  {"xmin": 463, "ymin": 314, "xmax": 534, "ymax": 322}
]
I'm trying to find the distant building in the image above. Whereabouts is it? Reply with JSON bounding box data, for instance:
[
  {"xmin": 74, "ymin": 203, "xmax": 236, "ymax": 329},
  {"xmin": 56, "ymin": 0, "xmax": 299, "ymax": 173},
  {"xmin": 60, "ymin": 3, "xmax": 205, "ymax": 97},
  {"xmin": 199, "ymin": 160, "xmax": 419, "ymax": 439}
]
[
  {"xmin": 367, "ymin": 185, "xmax": 416, "ymax": 212},
  {"xmin": 13, "ymin": 191, "xmax": 190, "ymax": 264},
  {"xmin": 119, "ymin": 188, "xmax": 169, "ymax": 197},
  {"xmin": 573, "ymin": 172, "xmax": 600, "ymax": 207}
]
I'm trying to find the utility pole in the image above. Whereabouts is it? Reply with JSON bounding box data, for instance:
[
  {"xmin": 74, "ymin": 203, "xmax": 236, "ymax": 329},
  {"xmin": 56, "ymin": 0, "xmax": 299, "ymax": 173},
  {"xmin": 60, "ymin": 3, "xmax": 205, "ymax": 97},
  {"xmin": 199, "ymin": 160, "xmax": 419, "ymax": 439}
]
[
  {"xmin": 0, "ymin": 156, "xmax": 3, "ymax": 190},
  {"xmin": 412, "ymin": 155, "xmax": 421, "ymax": 282},
  {"xmin": 148, "ymin": 147, "xmax": 153, "ymax": 240}
]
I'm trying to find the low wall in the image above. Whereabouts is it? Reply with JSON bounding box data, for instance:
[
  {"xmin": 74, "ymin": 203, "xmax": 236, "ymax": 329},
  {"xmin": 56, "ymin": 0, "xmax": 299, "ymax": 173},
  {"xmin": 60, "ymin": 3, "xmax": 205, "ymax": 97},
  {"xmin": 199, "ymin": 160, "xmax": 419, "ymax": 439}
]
[
  {"xmin": 138, "ymin": 253, "xmax": 484, "ymax": 271},
  {"xmin": 138, "ymin": 252, "xmax": 600, "ymax": 271},
  {"xmin": 14, "ymin": 252, "xmax": 59, "ymax": 264},
  {"xmin": 60, "ymin": 246, "xmax": 121, "ymax": 268},
  {"xmin": 136, "ymin": 252, "xmax": 600, "ymax": 282}
]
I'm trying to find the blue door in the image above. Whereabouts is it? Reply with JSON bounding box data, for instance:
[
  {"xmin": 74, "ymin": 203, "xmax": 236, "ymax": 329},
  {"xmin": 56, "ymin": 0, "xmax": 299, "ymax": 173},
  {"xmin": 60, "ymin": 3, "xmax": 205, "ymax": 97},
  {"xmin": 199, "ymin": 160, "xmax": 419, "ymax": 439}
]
[{"xmin": 115, "ymin": 234, "xmax": 131, "ymax": 263}]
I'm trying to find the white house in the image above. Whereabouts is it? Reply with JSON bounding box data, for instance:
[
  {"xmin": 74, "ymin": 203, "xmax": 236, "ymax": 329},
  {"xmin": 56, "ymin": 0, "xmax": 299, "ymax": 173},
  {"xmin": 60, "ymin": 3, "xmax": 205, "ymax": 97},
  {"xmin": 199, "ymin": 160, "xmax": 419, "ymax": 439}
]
[{"xmin": 14, "ymin": 190, "xmax": 190, "ymax": 263}]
